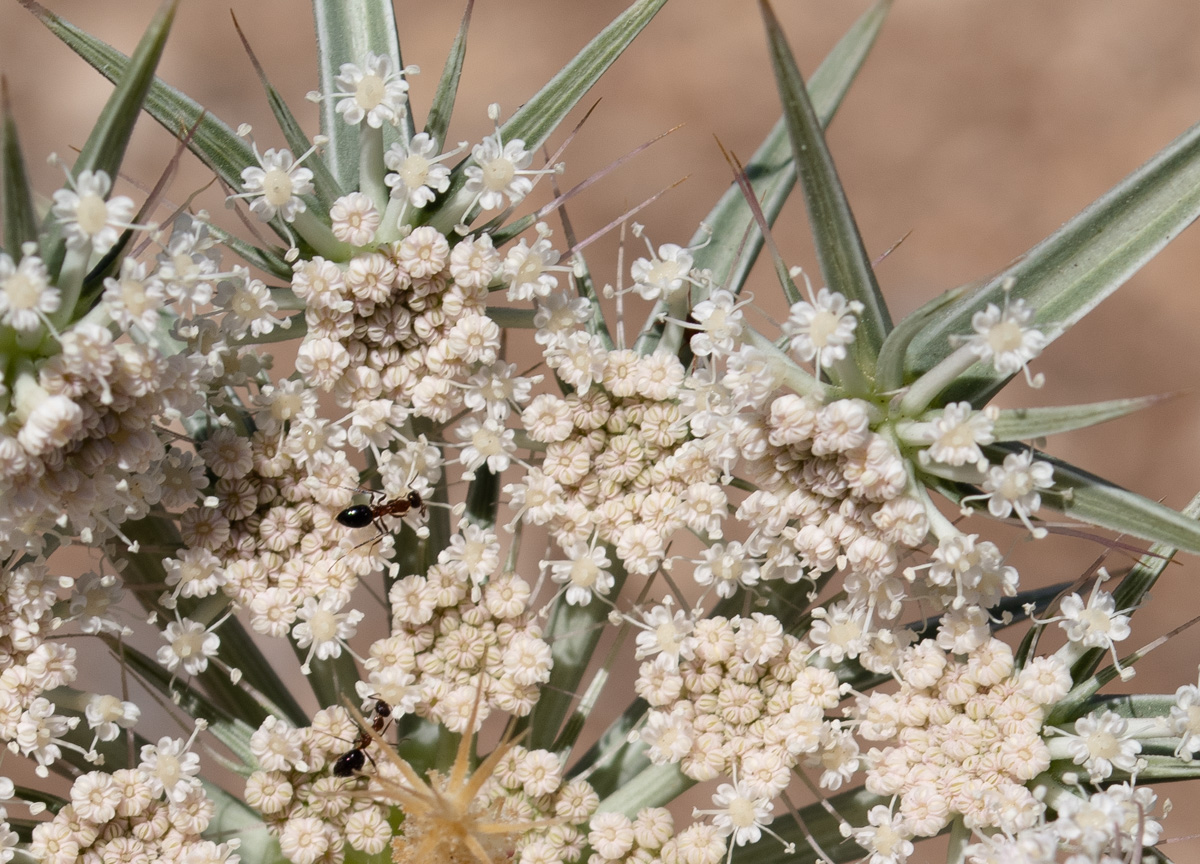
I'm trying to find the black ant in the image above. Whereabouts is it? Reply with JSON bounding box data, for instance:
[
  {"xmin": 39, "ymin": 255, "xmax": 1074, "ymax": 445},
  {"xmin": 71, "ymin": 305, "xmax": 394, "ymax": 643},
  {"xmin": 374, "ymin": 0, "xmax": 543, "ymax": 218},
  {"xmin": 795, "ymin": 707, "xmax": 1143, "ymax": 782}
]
[
  {"xmin": 332, "ymin": 698, "xmax": 392, "ymax": 778},
  {"xmin": 336, "ymin": 490, "xmax": 427, "ymax": 533}
]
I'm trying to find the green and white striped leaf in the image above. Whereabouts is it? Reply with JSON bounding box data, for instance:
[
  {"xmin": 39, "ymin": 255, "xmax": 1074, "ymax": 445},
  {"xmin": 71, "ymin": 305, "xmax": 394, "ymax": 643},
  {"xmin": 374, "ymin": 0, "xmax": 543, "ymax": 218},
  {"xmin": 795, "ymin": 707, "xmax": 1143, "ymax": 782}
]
[
  {"xmin": 22, "ymin": 0, "xmax": 178, "ymax": 279},
  {"xmin": 987, "ymin": 393, "xmax": 1172, "ymax": 441},
  {"xmin": 635, "ymin": 0, "xmax": 891, "ymax": 355},
  {"xmin": 904, "ymin": 114, "xmax": 1200, "ymax": 406},
  {"xmin": 312, "ymin": 0, "xmax": 409, "ymax": 191},
  {"xmin": 760, "ymin": 0, "xmax": 891, "ymax": 376},
  {"xmin": 423, "ymin": 1, "xmax": 473, "ymax": 148},
  {"xmin": 1, "ymin": 84, "xmax": 38, "ymax": 256},
  {"xmin": 424, "ymin": 0, "xmax": 669, "ymax": 233}
]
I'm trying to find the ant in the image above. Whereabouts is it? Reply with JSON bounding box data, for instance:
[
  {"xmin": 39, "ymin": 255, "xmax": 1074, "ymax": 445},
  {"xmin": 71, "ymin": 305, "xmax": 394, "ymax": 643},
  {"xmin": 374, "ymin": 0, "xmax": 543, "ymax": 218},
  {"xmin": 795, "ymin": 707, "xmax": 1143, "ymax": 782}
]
[
  {"xmin": 336, "ymin": 490, "xmax": 427, "ymax": 533},
  {"xmin": 332, "ymin": 698, "xmax": 393, "ymax": 778}
]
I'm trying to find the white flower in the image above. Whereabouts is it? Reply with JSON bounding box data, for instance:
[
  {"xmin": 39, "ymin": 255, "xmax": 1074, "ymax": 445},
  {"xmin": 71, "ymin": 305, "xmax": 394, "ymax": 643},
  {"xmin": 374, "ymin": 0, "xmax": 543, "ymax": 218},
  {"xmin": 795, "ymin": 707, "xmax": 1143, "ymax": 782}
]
[
  {"xmin": 548, "ymin": 543, "xmax": 615, "ymax": 606},
  {"xmin": 249, "ymin": 715, "xmax": 306, "ymax": 772},
  {"xmin": 634, "ymin": 602, "xmax": 697, "ymax": 668},
  {"xmin": 1057, "ymin": 709, "xmax": 1142, "ymax": 782},
  {"xmin": 534, "ymin": 291, "xmax": 591, "ymax": 345},
  {"xmin": 701, "ymin": 780, "xmax": 776, "ymax": 848},
  {"xmin": 1057, "ymin": 586, "xmax": 1131, "ymax": 652},
  {"xmin": 329, "ymin": 191, "xmax": 381, "ymax": 245},
  {"xmin": 639, "ymin": 710, "xmax": 693, "ymax": 764},
  {"xmin": 782, "ymin": 284, "xmax": 863, "ymax": 368},
  {"xmin": 1170, "ymin": 678, "xmax": 1200, "ymax": 760},
  {"xmin": 0, "ymin": 252, "xmax": 58, "ymax": 332},
  {"xmin": 84, "ymin": 693, "xmax": 140, "ymax": 743},
  {"xmin": 163, "ymin": 547, "xmax": 227, "ymax": 604},
  {"xmin": 502, "ymin": 231, "xmax": 561, "ymax": 301},
  {"xmin": 589, "ymin": 813, "xmax": 635, "ymax": 860},
  {"xmin": 689, "ymin": 289, "xmax": 746, "ymax": 357},
  {"xmin": 922, "ymin": 401, "xmax": 996, "ymax": 469},
  {"xmin": 51, "ymin": 169, "xmax": 136, "ymax": 255},
  {"xmin": 398, "ymin": 225, "xmax": 450, "ymax": 278},
  {"xmin": 292, "ymin": 593, "xmax": 364, "ymax": 674},
  {"xmin": 102, "ymin": 258, "xmax": 165, "ymax": 333},
  {"xmin": 385, "ymin": 132, "xmax": 455, "ymax": 207},
  {"xmin": 502, "ymin": 631, "xmax": 553, "ymax": 687},
  {"xmin": 333, "ymin": 53, "xmax": 413, "ymax": 128},
  {"xmin": 69, "ymin": 772, "xmax": 121, "ymax": 823},
  {"xmin": 216, "ymin": 274, "xmax": 285, "ymax": 337},
  {"xmin": 157, "ymin": 617, "xmax": 220, "ymax": 676},
  {"xmin": 16, "ymin": 698, "xmax": 78, "ymax": 776},
  {"xmin": 156, "ymin": 212, "xmax": 222, "ymax": 309},
  {"xmin": 237, "ymin": 147, "xmax": 314, "ymax": 222},
  {"xmin": 693, "ymin": 541, "xmax": 759, "ymax": 599},
  {"xmin": 965, "ymin": 289, "xmax": 1047, "ymax": 387},
  {"xmin": 631, "ymin": 243, "xmax": 693, "ymax": 301},
  {"xmin": 973, "ymin": 450, "xmax": 1053, "ymax": 535},
  {"xmin": 545, "ymin": 330, "xmax": 607, "ymax": 392},
  {"xmin": 139, "ymin": 733, "xmax": 203, "ymax": 802},
  {"xmin": 850, "ymin": 805, "xmax": 915, "ymax": 864},
  {"xmin": 454, "ymin": 415, "xmax": 516, "ymax": 475},
  {"xmin": 464, "ymin": 130, "xmax": 535, "ymax": 211}
]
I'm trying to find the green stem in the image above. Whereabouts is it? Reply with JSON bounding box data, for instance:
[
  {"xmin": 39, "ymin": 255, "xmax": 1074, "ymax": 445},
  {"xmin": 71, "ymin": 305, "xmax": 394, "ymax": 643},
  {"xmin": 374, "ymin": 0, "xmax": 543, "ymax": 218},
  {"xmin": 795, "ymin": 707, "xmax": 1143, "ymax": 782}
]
[
  {"xmin": 377, "ymin": 194, "xmax": 405, "ymax": 244},
  {"xmin": 897, "ymin": 343, "xmax": 979, "ymax": 417},
  {"xmin": 945, "ymin": 817, "xmax": 970, "ymax": 864},
  {"xmin": 291, "ymin": 210, "xmax": 352, "ymax": 261},
  {"xmin": 359, "ymin": 125, "xmax": 387, "ymax": 212},
  {"xmin": 50, "ymin": 246, "xmax": 90, "ymax": 329}
]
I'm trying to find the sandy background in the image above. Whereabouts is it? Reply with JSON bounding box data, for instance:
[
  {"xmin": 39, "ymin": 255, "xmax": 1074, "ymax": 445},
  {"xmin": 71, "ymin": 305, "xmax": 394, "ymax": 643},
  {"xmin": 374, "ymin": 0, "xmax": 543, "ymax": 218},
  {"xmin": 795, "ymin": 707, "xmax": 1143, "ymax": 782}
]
[{"xmin": 4, "ymin": 0, "xmax": 1200, "ymax": 857}]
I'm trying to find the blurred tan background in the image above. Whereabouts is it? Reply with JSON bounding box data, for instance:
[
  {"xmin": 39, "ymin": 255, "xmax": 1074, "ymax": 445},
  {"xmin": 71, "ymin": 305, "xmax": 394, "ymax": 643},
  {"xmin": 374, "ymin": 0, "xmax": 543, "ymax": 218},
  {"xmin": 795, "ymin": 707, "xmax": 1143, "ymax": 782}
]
[{"xmin": 4, "ymin": 0, "xmax": 1200, "ymax": 856}]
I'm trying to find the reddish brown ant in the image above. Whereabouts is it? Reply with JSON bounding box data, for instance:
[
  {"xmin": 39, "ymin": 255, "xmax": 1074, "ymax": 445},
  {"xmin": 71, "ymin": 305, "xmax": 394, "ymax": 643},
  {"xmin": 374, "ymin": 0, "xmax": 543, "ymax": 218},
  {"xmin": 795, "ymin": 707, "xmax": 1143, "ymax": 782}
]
[
  {"xmin": 331, "ymin": 698, "xmax": 392, "ymax": 778},
  {"xmin": 336, "ymin": 490, "xmax": 427, "ymax": 533}
]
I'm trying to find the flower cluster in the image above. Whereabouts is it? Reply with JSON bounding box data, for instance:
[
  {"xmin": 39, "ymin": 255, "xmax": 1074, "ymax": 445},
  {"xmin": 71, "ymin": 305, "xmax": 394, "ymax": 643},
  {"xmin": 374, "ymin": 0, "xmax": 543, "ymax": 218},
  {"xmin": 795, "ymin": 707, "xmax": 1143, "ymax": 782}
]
[
  {"xmin": 855, "ymin": 638, "xmax": 1069, "ymax": 838},
  {"xmin": 0, "ymin": 235, "xmax": 207, "ymax": 560},
  {"xmin": 244, "ymin": 705, "xmax": 398, "ymax": 862},
  {"xmin": 292, "ymin": 224, "xmax": 503, "ymax": 421},
  {"xmin": 8, "ymin": 5, "xmax": 1200, "ymax": 864},
  {"xmin": 371, "ymin": 560, "xmax": 553, "ymax": 726},
  {"xmin": 636, "ymin": 613, "xmax": 845, "ymax": 793},
  {"xmin": 27, "ymin": 731, "xmax": 236, "ymax": 864},
  {"xmin": 518, "ymin": 348, "xmax": 714, "ymax": 578}
]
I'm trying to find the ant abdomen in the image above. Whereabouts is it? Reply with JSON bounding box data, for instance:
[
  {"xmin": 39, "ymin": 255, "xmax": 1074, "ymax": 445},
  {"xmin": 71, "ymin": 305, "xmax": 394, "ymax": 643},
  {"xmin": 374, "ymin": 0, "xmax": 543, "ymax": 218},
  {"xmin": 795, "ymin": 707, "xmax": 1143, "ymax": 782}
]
[{"xmin": 336, "ymin": 504, "xmax": 376, "ymax": 529}]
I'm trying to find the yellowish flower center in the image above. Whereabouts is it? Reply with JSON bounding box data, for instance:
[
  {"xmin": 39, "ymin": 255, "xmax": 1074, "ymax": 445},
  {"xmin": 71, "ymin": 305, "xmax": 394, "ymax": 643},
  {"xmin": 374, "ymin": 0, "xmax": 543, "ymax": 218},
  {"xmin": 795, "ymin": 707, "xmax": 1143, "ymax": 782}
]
[
  {"xmin": 75, "ymin": 193, "xmax": 109, "ymax": 237},
  {"xmin": 262, "ymin": 168, "xmax": 295, "ymax": 207},
  {"xmin": 355, "ymin": 74, "xmax": 386, "ymax": 111}
]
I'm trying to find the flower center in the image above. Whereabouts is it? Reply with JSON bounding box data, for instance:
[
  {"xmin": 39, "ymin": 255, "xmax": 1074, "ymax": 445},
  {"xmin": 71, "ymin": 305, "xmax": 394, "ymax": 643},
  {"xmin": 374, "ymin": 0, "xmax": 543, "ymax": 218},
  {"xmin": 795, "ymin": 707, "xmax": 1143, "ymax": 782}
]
[
  {"xmin": 309, "ymin": 609, "xmax": 337, "ymax": 642},
  {"xmin": 727, "ymin": 796, "xmax": 757, "ymax": 828},
  {"xmin": 400, "ymin": 155, "xmax": 431, "ymax": 188},
  {"xmin": 4, "ymin": 273, "xmax": 40, "ymax": 310},
  {"xmin": 155, "ymin": 752, "xmax": 182, "ymax": 787},
  {"xmin": 987, "ymin": 319, "xmax": 1023, "ymax": 354},
  {"xmin": 655, "ymin": 621, "xmax": 680, "ymax": 653},
  {"xmin": 75, "ymin": 193, "xmax": 109, "ymax": 237},
  {"xmin": 809, "ymin": 309, "xmax": 840, "ymax": 347},
  {"xmin": 570, "ymin": 557, "xmax": 598, "ymax": 588},
  {"xmin": 1080, "ymin": 607, "xmax": 1113, "ymax": 635},
  {"xmin": 355, "ymin": 74, "xmax": 386, "ymax": 111},
  {"xmin": 473, "ymin": 427, "xmax": 502, "ymax": 456},
  {"xmin": 482, "ymin": 157, "xmax": 516, "ymax": 192},
  {"xmin": 262, "ymin": 168, "xmax": 295, "ymax": 207}
]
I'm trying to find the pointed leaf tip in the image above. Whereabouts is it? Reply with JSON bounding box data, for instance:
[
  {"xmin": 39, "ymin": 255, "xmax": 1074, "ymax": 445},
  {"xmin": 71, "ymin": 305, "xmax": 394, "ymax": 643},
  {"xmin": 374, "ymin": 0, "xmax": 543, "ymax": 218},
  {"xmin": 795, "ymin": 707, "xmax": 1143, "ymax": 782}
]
[{"xmin": 760, "ymin": 0, "xmax": 892, "ymax": 378}]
